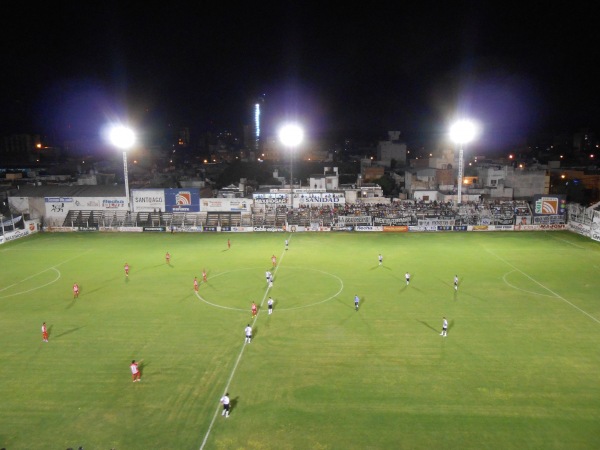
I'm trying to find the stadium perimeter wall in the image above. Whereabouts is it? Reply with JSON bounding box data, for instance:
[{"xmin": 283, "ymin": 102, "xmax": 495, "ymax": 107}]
[{"xmin": 37, "ymin": 218, "xmax": 599, "ymax": 246}]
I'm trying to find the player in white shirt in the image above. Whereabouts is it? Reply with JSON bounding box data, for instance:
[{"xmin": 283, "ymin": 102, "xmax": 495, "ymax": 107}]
[
  {"xmin": 245, "ymin": 324, "xmax": 253, "ymax": 343},
  {"xmin": 220, "ymin": 393, "xmax": 230, "ymax": 417},
  {"xmin": 268, "ymin": 297, "xmax": 274, "ymax": 314},
  {"xmin": 265, "ymin": 270, "xmax": 271, "ymax": 285},
  {"xmin": 405, "ymin": 272, "xmax": 411, "ymax": 285},
  {"xmin": 454, "ymin": 275, "xmax": 459, "ymax": 291},
  {"xmin": 440, "ymin": 317, "xmax": 448, "ymax": 336},
  {"xmin": 378, "ymin": 254, "xmax": 383, "ymax": 266}
]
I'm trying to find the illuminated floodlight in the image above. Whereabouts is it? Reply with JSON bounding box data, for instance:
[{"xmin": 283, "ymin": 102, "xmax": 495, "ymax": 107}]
[
  {"xmin": 449, "ymin": 120, "xmax": 478, "ymax": 145},
  {"xmin": 109, "ymin": 126, "xmax": 136, "ymax": 150},
  {"xmin": 278, "ymin": 124, "xmax": 304, "ymax": 148}
]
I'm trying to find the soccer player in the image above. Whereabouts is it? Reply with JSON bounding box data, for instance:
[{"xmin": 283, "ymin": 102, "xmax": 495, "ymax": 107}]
[
  {"xmin": 271, "ymin": 254, "xmax": 277, "ymax": 267},
  {"xmin": 354, "ymin": 295, "xmax": 360, "ymax": 311},
  {"xmin": 165, "ymin": 252, "xmax": 171, "ymax": 264},
  {"xmin": 265, "ymin": 270, "xmax": 271, "ymax": 285},
  {"xmin": 220, "ymin": 392, "xmax": 230, "ymax": 417},
  {"xmin": 440, "ymin": 317, "xmax": 448, "ymax": 337},
  {"xmin": 124, "ymin": 263, "xmax": 130, "ymax": 277},
  {"xmin": 405, "ymin": 272, "xmax": 411, "ymax": 285},
  {"xmin": 454, "ymin": 275, "xmax": 459, "ymax": 291},
  {"xmin": 42, "ymin": 322, "xmax": 48, "ymax": 342},
  {"xmin": 227, "ymin": 239, "xmax": 231, "ymax": 249},
  {"xmin": 245, "ymin": 324, "xmax": 253, "ymax": 343},
  {"xmin": 285, "ymin": 239, "xmax": 289, "ymax": 250},
  {"xmin": 251, "ymin": 302, "xmax": 258, "ymax": 318},
  {"xmin": 73, "ymin": 283, "xmax": 79, "ymax": 298},
  {"xmin": 194, "ymin": 277, "xmax": 199, "ymax": 292},
  {"xmin": 202, "ymin": 269, "xmax": 207, "ymax": 283},
  {"xmin": 130, "ymin": 360, "xmax": 141, "ymax": 382},
  {"xmin": 378, "ymin": 254, "xmax": 383, "ymax": 266},
  {"xmin": 268, "ymin": 297, "xmax": 274, "ymax": 314}
]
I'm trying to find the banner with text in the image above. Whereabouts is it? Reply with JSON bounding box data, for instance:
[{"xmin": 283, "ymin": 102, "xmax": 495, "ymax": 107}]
[
  {"xmin": 132, "ymin": 189, "xmax": 165, "ymax": 212},
  {"xmin": 253, "ymin": 193, "xmax": 289, "ymax": 205},
  {"xmin": 45, "ymin": 196, "xmax": 128, "ymax": 218},
  {"xmin": 200, "ymin": 198, "xmax": 252, "ymax": 212}
]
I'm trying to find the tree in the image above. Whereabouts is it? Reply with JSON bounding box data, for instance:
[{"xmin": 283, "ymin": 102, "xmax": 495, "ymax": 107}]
[{"xmin": 373, "ymin": 175, "xmax": 395, "ymax": 196}]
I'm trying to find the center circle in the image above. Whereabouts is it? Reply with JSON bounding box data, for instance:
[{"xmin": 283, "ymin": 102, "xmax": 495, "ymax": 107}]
[{"xmin": 196, "ymin": 266, "xmax": 344, "ymax": 311}]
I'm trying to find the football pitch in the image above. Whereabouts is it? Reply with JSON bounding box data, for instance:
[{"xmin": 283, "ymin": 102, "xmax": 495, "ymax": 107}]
[{"xmin": 0, "ymin": 230, "xmax": 599, "ymax": 450}]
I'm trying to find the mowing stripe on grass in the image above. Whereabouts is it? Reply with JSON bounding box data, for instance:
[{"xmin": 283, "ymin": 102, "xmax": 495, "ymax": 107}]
[
  {"xmin": 198, "ymin": 244, "xmax": 289, "ymax": 450},
  {"xmin": 487, "ymin": 247, "xmax": 600, "ymax": 325}
]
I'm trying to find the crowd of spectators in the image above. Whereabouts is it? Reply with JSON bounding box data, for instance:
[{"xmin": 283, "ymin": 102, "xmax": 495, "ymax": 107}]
[
  {"xmin": 39, "ymin": 199, "xmax": 540, "ymax": 229},
  {"xmin": 276, "ymin": 199, "xmax": 533, "ymax": 227}
]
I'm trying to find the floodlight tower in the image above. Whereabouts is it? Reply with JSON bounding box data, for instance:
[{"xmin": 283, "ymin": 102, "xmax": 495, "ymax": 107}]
[
  {"xmin": 450, "ymin": 120, "xmax": 478, "ymax": 205},
  {"xmin": 108, "ymin": 125, "xmax": 136, "ymax": 210},
  {"xmin": 278, "ymin": 123, "xmax": 304, "ymax": 199}
]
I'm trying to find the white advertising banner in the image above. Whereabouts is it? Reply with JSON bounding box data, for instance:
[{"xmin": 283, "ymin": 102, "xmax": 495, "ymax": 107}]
[
  {"xmin": 568, "ymin": 222, "xmax": 590, "ymax": 237},
  {"xmin": 591, "ymin": 223, "xmax": 600, "ymax": 242},
  {"xmin": 131, "ymin": 189, "xmax": 165, "ymax": 212},
  {"xmin": 337, "ymin": 215, "xmax": 372, "ymax": 225},
  {"xmin": 355, "ymin": 226, "xmax": 384, "ymax": 232},
  {"xmin": 296, "ymin": 192, "xmax": 345, "ymax": 206},
  {"xmin": 253, "ymin": 193, "xmax": 289, "ymax": 205},
  {"xmin": 45, "ymin": 196, "xmax": 128, "ymax": 218},
  {"xmin": 200, "ymin": 198, "xmax": 252, "ymax": 212}
]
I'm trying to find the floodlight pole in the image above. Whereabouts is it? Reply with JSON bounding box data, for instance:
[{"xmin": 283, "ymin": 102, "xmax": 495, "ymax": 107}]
[
  {"xmin": 278, "ymin": 123, "xmax": 304, "ymax": 209},
  {"xmin": 122, "ymin": 151, "xmax": 130, "ymax": 210},
  {"xmin": 290, "ymin": 147, "xmax": 294, "ymax": 195},
  {"xmin": 457, "ymin": 143, "xmax": 464, "ymax": 205}
]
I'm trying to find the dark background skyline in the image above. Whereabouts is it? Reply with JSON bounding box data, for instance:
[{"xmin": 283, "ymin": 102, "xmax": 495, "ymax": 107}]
[{"xmin": 1, "ymin": 3, "xmax": 598, "ymax": 152}]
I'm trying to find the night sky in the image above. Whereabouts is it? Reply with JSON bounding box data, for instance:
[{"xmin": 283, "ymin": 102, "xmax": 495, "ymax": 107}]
[{"xmin": 1, "ymin": 3, "xmax": 598, "ymax": 151}]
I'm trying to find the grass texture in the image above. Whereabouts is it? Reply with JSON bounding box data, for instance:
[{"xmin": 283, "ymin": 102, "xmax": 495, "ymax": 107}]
[{"xmin": 0, "ymin": 231, "xmax": 599, "ymax": 450}]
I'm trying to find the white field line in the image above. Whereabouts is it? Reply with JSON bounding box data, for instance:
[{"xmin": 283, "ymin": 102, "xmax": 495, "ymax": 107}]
[
  {"xmin": 548, "ymin": 234, "xmax": 587, "ymax": 249},
  {"xmin": 0, "ymin": 251, "xmax": 91, "ymax": 297},
  {"xmin": 194, "ymin": 266, "xmax": 343, "ymax": 311},
  {"xmin": 198, "ymin": 238, "xmax": 291, "ymax": 450},
  {"xmin": 486, "ymin": 248, "xmax": 600, "ymax": 325},
  {"xmin": 501, "ymin": 270, "xmax": 556, "ymax": 298}
]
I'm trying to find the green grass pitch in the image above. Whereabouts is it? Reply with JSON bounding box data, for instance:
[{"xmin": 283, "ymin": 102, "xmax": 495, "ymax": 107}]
[{"xmin": 0, "ymin": 230, "xmax": 599, "ymax": 450}]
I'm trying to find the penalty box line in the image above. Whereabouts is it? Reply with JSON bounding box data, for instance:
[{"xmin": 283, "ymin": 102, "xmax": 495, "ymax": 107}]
[{"xmin": 485, "ymin": 247, "xmax": 600, "ymax": 325}]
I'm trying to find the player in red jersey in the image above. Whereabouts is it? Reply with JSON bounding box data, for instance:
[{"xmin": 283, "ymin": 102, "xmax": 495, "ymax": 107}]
[
  {"xmin": 251, "ymin": 302, "xmax": 258, "ymax": 318},
  {"xmin": 194, "ymin": 277, "xmax": 199, "ymax": 292},
  {"xmin": 165, "ymin": 252, "xmax": 171, "ymax": 264},
  {"xmin": 73, "ymin": 283, "xmax": 79, "ymax": 298},
  {"xmin": 271, "ymin": 254, "xmax": 277, "ymax": 267},
  {"xmin": 202, "ymin": 269, "xmax": 207, "ymax": 283},
  {"xmin": 124, "ymin": 263, "xmax": 130, "ymax": 277},
  {"xmin": 130, "ymin": 360, "xmax": 141, "ymax": 382},
  {"xmin": 42, "ymin": 322, "xmax": 48, "ymax": 342}
]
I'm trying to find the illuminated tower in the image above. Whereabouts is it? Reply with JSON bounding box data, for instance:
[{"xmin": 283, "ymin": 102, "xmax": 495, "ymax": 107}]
[{"xmin": 254, "ymin": 94, "xmax": 265, "ymax": 153}]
